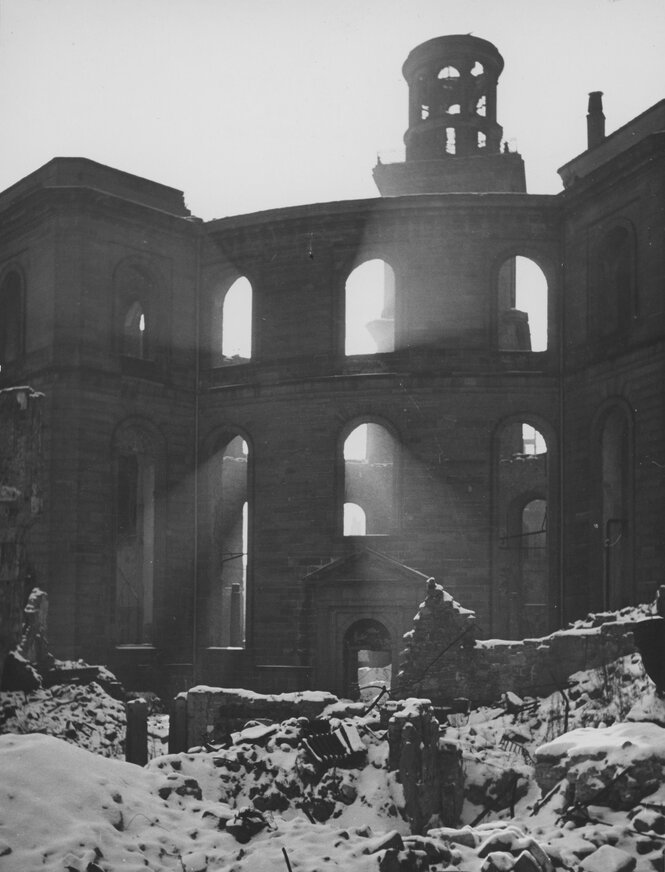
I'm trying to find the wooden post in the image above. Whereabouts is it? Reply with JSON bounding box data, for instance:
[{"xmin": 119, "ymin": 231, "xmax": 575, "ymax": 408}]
[
  {"xmin": 125, "ymin": 698, "xmax": 148, "ymax": 765},
  {"xmin": 168, "ymin": 694, "xmax": 188, "ymax": 754}
]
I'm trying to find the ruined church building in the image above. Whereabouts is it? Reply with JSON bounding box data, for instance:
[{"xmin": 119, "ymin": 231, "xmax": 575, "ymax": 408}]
[{"xmin": 1, "ymin": 36, "xmax": 663, "ymax": 697}]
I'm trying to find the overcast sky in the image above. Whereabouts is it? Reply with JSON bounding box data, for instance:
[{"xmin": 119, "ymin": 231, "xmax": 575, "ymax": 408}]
[{"xmin": 1, "ymin": 0, "xmax": 663, "ymax": 220}]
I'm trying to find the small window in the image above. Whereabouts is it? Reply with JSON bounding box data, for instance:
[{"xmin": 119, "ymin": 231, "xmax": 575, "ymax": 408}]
[
  {"xmin": 123, "ymin": 301, "xmax": 147, "ymax": 358},
  {"xmin": 447, "ymin": 104, "xmax": 461, "ymax": 115},
  {"xmin": 344, "ymin": 502, "xmax": 367, "ymax": 536},
  {"xmin": 471, "ymin": 61, "xmax": 484, "ymax": 76},
  {"xmin": 345, "ymin": 260, "xmax": 395, "ymax": 355},
  {"xmin": 445, "ymin": 127, "xmax": 456, "ymax": 155},
  {"xmin": 478, "ymin": 131, "xmax": 487, "ymax": 148},
  {"xmin": 476, "ymin": 96, "xmax": 486, "ymax": 117},
  {"xmin": 438, "ymin": 66, "xmax": 460, "ymax": 79}
]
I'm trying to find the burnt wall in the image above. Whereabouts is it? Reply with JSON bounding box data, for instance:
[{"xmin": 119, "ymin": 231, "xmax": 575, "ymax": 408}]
[
  {"xmin": 0, "ymin": 176, "xmax": 200, "ymax": 696},
  {"xmin": 0, "ymin": 387, "xmax": 43, "ymax": 681},
  {"xmin": 560, "ymin": 135, "xmax": 665, "ymax": 622}
]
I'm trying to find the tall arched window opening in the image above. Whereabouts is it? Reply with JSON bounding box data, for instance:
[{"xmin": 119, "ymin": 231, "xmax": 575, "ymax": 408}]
[
  {"xmin": 0, "ymin": 271, "xmax": 23, "ymax": 369},
  {"xmin": 599, "ymin": 407, "xmax": 632, "ymax": 609},
  {"xmin": 114, "ymin": 427, "xmax": 157, "ymax": 645},
  {"xmin": 123, "ymin": 301, "xmax": 147, "ymax": 358},
  {"xmin": 345, "ymin": 260, "xmax": 395, "ymax": 355},
  {"xmin": 220, "ymin": 277, "xmax": 252, "ymax": 363},
  {"xmin": 497, "ymin": 256, "xmax": 548, "ymax": 351},
  {"xmin": 343, "ymin": 422, "xmax": 397, "ymax": 535},
  {"xmin": 209, "ymin": 435, "xmax": 248, "ymax": 647},
  {"xmin": 496, "ymin": 420, "xmax": 550, "ymax": 637}
]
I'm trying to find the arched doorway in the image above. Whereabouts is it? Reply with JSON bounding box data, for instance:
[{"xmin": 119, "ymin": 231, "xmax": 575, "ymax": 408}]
[{"xmin": 343, "ymin": 619, "xmax": 392, "ymax": 700}]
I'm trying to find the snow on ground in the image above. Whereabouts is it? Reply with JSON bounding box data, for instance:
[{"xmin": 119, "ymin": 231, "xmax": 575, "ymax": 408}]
[{"xmin": 2, "ymin": 630, "xmax": 665, "ymax": 870}]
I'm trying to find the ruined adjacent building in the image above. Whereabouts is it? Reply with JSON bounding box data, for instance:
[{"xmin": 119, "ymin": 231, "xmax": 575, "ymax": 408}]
[{"xmin": 0, "ymin": 35, "xmax": 663, "ymax": 697}]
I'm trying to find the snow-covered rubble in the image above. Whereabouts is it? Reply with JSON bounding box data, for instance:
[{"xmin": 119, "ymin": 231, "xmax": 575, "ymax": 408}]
[
  {"xmin": 535, "ymin": 722, "xmax": 665, "ymax": 809},
  {"xmin": 3, "ymin": 628, "xmax": 665, "ymax": 871}
]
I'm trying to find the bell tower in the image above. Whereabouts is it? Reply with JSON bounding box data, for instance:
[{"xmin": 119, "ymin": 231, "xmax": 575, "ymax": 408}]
[{"xmin": 374, "ymin": 35, "xmax": 526, "ymax": 195}]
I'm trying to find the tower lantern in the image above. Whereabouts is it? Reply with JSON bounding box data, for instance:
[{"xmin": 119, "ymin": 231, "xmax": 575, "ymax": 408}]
[
  {"xmin": 374, "ymin": 34, "xmax": 525, "ymax": 195},
  {"xmin": 403, "ymin": 35, "xmax": 504, "ymax": 160}
]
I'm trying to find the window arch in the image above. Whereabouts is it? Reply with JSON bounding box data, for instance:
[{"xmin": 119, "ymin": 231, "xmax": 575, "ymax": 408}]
[
  {"xmin": 595, "ymin": 225, "xmax": 636, "ymax": 336},
  {"xmin": 345, "ymin": 259, "xmax": 395, "ymax": 355},
  {"xmin": 0, "ymin": 270, "xmax": 24, "ymax": 369},
  {"xmin": 207, "ymin": 433, "xmax": 249, "ymax": 647},
  {"xmin": 112, "ymin": 421, "xmax": 160, "ymax": 645},
  {"xmin": 212, "ymin": 276, "xmax": 252, "ymax": 364},
  {"xmin": 497, "ymin": 255, "xmax": 548, "ymax": 351},
  {"xmin": 343, "ymin": 421, "xmax": 398, "ymax": 535}
]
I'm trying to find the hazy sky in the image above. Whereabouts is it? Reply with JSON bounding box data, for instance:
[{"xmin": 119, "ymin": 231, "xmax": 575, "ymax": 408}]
[{"xmin": 1, "ymin": 0, "xmax": 663, "ymax": 220}]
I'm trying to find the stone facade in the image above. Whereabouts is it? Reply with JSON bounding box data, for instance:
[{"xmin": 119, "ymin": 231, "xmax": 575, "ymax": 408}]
[{"xmin": 0, "ymin": 35, "xmax": 663, "ymax": 697}]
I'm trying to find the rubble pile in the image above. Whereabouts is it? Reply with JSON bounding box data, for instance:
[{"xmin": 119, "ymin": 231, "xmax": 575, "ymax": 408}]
[
  {"xmin": 0, "ymin": 679, "xmax": 126, "ymax": 757},
  {"xmin": 2, "ymin": 599, "xmax": 665, "ymax": 869}
]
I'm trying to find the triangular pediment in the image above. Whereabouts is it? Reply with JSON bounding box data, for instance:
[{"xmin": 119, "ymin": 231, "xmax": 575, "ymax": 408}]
[{"xmin": 304, "ymin": 548, "xmax": 430, "ymax": 586}]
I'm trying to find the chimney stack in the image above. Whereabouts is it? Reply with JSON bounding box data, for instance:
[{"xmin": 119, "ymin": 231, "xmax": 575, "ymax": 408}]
[{"xmin": 587, "ymin": 91, "xmax": 605, "ymax": 149}]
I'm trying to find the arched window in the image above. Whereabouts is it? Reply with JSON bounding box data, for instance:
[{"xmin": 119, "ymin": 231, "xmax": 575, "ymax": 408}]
[
  {"xmin": 596, "ymin": 226, "xmax": 635, "ymax": 335},
  {"xmin": 123, "ymin": 301, "xmax": 147, "ymax": 358},
  {"xmin": 208, "ymin": 435, "xmax": 249, "ymax": 647},
  {"xmin": 0, "ymin": 271, "xmax": 23, "ymax": 369},
  {"xmin": 495, "ymin": 420, "xmax": 550, "ymax": 637},
  {"xmin": 220, "ymin": 277, "xmax": 252, "ymax": 363},
  {"xmin": 497, "ymin": 256, "xmax": 548, "ymax": 351},
  {"xmin": 113, "ymin": 423, "xmax": 158, "ymax": 645},
  {"xmin": 343, "ymin": 422, "xmax": 397, "ymax": 535},
  {"xmin": 345, "ymin": 260, "xmax": 395, "ymax": 355}
]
